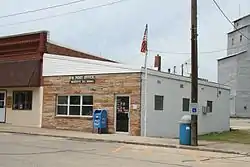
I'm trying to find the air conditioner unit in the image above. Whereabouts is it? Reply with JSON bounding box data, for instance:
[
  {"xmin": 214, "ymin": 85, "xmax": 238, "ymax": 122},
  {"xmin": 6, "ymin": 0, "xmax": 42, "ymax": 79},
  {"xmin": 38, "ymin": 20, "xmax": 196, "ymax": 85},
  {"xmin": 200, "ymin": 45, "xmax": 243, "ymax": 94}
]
[{"xmin": 202, "ymin": 106, "xmax": 208, "ymax": 115}]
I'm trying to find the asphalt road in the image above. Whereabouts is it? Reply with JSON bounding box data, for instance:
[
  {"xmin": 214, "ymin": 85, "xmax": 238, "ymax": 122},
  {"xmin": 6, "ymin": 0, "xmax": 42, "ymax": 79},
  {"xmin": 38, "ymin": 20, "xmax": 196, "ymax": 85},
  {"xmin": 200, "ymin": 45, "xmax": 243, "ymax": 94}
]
[{"xmin": 0, "ymin": 133, "xmax": 250, "ymax": 167}]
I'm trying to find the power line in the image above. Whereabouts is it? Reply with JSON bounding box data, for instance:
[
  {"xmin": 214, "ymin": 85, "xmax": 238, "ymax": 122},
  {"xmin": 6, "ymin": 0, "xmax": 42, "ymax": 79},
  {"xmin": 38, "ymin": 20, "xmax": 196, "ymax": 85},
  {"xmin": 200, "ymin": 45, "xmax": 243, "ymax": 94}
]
[
  {"xmin": 0, "ymin": 0, "xmax": 130, "ymax": 28},
  {"xmin": 149, "ymin": 49, "xmax": 226, "ymax": 55},
  {"xmin": 212, "ymin": 0, "xmax": 250, "ymax": 40},
  {"xmin": 0, "ymin": 0, "xmax": 246, "ymax": 59},
  {"xmin": 149, "ymin": 42, "xmax": 250, "ymax": 55},
  {"xmin": 149, "ymin": 1, "xmax": 250, "ymax": 57},
  {"xmin": 0, "ymin": 0, "xmax": 88, "ymax": 19}
]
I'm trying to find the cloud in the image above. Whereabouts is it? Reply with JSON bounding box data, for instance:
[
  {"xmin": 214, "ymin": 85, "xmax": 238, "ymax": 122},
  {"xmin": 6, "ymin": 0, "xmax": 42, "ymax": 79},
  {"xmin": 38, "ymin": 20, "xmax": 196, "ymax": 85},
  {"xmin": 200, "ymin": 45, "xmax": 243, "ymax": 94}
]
[{"xmin": 0, "ymin": 0, "xmax": 250, "ymax": 82}]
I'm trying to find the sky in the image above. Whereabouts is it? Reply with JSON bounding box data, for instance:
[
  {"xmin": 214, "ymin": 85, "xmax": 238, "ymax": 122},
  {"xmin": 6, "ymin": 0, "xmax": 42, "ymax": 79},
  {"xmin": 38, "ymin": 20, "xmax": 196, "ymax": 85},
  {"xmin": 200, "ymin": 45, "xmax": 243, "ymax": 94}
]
[{"xmin": 1, "ymin": 0, "xmax": 250, "ymax": 82}]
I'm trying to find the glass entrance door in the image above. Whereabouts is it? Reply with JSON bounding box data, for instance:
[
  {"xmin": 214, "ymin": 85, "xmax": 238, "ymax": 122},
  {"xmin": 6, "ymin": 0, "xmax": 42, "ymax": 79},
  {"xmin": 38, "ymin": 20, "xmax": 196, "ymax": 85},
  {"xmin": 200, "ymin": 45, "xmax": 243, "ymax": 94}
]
[{"xmin": 116, "ymin": 96, "xmax": 130, "ymax": 133}]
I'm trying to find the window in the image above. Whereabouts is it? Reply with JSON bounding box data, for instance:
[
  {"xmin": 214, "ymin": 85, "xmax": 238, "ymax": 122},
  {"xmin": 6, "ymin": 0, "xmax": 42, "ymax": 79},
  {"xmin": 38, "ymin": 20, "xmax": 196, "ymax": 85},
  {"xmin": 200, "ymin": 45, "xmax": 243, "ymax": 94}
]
[
  {"xmin": 182, "ymin": 98, "xmax": 190, "ymax": 112},
  {"xmin": 232, "ymin": 38, "xmax": 234, "ymax": 45},
  {"xmin": 13, "ymin": 91, "xmax": 33, "ymax": 110},
  {"xmin": 207, "ymin": 101, "xmax": 213, "ymax": 113},
  {"xmin": 56, "ymin": 95, "xmax": 93, "ymax": 116},
  {"xmin": 154, "ymin": 95, "xmax": 164, "ymax": 110},
  {"xmin": 240, "ymin": 35, "xmax": 243, "ymax": 42}
]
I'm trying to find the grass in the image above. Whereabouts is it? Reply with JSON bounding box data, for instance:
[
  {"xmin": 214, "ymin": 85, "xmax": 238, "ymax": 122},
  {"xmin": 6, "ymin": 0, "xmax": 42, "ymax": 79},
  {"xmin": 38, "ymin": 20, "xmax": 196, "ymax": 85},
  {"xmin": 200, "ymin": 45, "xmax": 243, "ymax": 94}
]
[{"xmin": 199, "ymin": 129, "xmax": 250, "ymax": 144}]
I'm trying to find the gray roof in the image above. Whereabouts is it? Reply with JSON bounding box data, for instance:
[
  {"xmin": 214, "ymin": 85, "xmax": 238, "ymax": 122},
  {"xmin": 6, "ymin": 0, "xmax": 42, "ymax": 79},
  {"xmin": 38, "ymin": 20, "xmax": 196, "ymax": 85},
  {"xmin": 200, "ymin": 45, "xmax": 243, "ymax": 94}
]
[{"xmin": 233, "ymin": 14, "xmax": 250, "ymax": 23}]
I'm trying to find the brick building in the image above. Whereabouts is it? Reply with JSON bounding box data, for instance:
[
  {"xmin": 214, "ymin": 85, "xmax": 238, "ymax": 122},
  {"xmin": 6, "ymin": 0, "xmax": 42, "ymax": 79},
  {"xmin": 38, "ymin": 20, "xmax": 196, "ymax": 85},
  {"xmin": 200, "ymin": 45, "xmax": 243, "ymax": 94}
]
[
  {"xmin": 0, "ymin": 31, "xmax": 115, "ymax": 127},
  {"xmin": 42, "ymin": 73, "xmax": 141, "ymax": 135},
  {"xmin": 0, "ymin": 31, "xmax": 231, "ymax": 138},
  {"xmin": 42, "ymin": 53, "xmax": 142, "ymax": 136}
]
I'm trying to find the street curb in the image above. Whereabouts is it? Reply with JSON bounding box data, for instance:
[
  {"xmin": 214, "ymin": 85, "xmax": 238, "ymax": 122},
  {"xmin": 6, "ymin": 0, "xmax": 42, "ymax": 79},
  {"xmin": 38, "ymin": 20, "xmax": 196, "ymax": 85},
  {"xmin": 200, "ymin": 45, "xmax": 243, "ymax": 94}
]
[{"xmin": 1, "ymin": 130, "xmax": 249, "ymax": 156}]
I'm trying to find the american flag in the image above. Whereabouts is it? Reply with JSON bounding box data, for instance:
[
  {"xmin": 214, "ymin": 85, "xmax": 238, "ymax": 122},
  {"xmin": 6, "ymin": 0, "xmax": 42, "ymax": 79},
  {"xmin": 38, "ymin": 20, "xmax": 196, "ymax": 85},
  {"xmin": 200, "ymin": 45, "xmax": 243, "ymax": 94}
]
[{"xmin": 140, "ymin": 24, "xmax": 148, "ymax": 54}]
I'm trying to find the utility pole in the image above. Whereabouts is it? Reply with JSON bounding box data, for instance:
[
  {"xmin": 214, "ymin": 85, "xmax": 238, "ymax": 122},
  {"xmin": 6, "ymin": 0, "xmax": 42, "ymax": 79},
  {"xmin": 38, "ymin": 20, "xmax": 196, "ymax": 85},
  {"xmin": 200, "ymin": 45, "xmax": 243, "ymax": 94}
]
[{"xmin": 191, "ymin": 0, "xmax": 198, "ymax": 146}]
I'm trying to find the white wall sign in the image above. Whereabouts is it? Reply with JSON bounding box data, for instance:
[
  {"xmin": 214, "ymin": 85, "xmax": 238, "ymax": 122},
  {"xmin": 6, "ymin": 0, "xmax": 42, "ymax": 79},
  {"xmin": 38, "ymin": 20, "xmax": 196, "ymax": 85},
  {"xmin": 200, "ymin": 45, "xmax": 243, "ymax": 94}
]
[
  {"xmin": 69, "ymin": 75, "xmax": 95, "ymax": 84},
  {"xmin": 190, "ymin": 103, "xmax": 199, "ymax": 115}
]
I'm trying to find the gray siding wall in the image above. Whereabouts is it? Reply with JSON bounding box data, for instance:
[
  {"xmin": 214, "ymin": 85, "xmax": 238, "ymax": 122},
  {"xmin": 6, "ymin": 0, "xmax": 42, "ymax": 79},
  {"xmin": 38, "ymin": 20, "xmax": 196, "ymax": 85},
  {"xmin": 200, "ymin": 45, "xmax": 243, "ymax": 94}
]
[
  {"xmin": 235, "ymin": 52, "xmax": 250, "ymax": 117},
  {"xmin": 141, "ymin": 71, "xmax": 230, "ymax": 138},
  {"xmin": 218, "ymin": 52, "xmax": 250, "ymax": 117},
  {"xmin": 234, "ymin": 15, "xmax": 250, "ymax": 29},
  {"xmin": 218, "ymin": 21, "xmax": 250, "ymax": 117},
  {"xmin": 227, "ymin": 27, "xmax": 248, "ymax": 56},
  {"xmin": 218, "ymin": 56, "xmax": 238, "ymax": 91}
]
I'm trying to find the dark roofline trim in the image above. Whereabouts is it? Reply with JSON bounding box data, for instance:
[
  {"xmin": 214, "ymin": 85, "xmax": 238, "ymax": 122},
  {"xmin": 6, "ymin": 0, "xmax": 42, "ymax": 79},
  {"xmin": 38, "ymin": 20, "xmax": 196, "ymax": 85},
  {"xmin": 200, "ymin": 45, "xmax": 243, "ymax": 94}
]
[
  {"xmin": 46, "ymin": 42, "xmax": 118, "ymax": 63},
  {"xmin": 0, "ymin": 30, "xmax": 48, "ymax": 40},
  {"xmin": 0, "ymin": 30, "xmax": 118, "ymax": 63}
]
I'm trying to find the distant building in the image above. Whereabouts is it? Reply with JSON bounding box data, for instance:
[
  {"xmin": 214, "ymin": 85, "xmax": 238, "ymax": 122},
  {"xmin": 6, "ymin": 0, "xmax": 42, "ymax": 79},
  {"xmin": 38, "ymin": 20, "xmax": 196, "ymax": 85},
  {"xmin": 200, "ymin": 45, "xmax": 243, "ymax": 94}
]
[{"xmin": 218, "ymin": 14, "xmax": 250, "ymax": 118}]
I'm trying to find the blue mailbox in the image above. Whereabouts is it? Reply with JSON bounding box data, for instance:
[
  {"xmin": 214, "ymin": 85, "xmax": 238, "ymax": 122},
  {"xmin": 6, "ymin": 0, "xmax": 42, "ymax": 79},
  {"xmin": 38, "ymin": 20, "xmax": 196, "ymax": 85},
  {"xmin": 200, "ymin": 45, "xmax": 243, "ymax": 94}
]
[{"xmin": 93, "ymin": 109, "xmax": 107, "ymax": 134}]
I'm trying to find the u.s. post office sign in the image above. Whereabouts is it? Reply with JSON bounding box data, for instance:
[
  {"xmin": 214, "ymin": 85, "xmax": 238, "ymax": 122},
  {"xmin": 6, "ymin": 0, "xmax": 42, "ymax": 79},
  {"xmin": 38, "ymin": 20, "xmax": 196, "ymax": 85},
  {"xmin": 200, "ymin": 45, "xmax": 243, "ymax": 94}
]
[{"xmin": 69, "ymin": 75, "xmax": 95, "ymax": 84}]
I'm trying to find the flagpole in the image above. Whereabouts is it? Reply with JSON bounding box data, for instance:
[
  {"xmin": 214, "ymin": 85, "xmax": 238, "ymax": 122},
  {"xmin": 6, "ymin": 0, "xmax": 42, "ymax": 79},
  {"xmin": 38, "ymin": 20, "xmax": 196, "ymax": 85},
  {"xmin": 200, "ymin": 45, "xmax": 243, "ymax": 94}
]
[
  {"xmin": 144, "ymin": 50, "xmax": 148, "ymax": 137},
  {"xmin": 143, "ymin": 24, "xmax": 148, "ymax": 137},
  {"xmin": 140, "ymin": 24, "xmax": 148, "ymax": 137}
]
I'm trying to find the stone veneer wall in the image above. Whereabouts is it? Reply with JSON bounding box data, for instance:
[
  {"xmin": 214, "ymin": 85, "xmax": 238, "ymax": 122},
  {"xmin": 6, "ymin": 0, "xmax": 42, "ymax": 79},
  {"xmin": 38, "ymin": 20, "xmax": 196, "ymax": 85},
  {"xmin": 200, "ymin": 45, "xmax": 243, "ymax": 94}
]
[{"xmin": 42, "ymin": 72, "xmax": 141, "ymax": 136}]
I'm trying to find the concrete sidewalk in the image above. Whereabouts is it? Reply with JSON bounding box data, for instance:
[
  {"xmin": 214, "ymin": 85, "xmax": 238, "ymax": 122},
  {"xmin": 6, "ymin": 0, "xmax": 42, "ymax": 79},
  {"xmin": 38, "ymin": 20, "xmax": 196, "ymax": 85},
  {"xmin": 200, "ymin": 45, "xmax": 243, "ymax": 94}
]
[
  {"xmin": 0, "ymin": 124, "xmax": 249, "ymax": 156},
  {"xmin": 230, "ymin": 118, "xmax": 250, "ymax": 130}
]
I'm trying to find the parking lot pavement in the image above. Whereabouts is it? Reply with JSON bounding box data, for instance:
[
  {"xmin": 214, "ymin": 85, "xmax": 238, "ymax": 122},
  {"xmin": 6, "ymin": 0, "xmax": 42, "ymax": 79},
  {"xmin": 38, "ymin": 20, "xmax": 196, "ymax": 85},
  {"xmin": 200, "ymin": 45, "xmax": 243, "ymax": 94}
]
[
  {"xmin": 0, "ymin": 133, "xmax": 250, "ymax": 167},
  {"xmin": 230, "ymin": 118, "xmax": 250, "ymax": 130}
]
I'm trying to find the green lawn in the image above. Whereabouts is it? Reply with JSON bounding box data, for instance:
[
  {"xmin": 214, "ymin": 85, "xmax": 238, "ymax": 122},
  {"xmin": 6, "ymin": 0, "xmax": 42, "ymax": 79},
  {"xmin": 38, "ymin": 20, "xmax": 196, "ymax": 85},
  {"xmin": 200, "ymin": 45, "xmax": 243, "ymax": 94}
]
[{"xmin": 199, "ymin": 129, "xmax": 250, "ymax": 144}]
